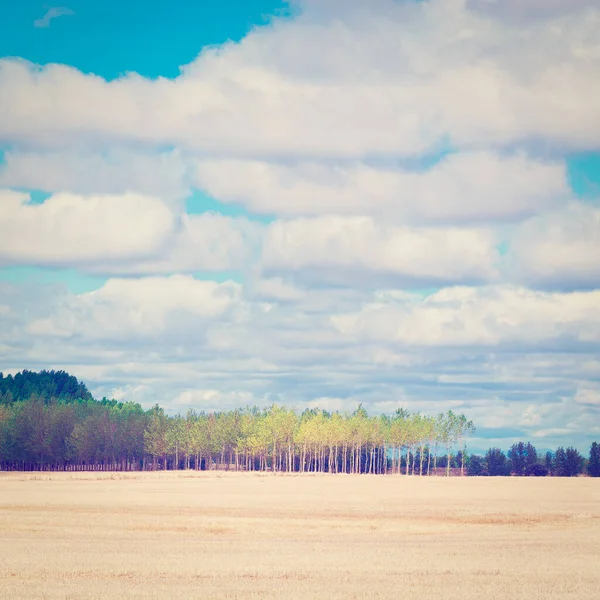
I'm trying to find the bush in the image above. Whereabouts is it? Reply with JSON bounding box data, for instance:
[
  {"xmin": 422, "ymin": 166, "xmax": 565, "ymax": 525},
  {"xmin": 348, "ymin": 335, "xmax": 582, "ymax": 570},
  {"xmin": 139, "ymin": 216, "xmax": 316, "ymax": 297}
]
[
  {"xmin": 467, "ymin": 454, "xmax": 486, "ymax": 476},
  {"xmin": 524, "ymin": 463, "xmax": 548, "ymax": 477}
]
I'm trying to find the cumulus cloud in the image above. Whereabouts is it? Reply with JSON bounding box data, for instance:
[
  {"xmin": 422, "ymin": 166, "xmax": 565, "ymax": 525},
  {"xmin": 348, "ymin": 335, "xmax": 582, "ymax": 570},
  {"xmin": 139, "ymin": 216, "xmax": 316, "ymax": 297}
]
[
  {"xmin": 251, "ymin": 277, "xmax": 307, "ymax": 302},
  {"xmin": 194, "ymin": 152, "xmax": 569, "ymax": 222},
  {"xmin": 27, "ymin": 275, "xmax": 242, "ymax": 340},
  {"xmin": 573, "ymin": 387, "xmax": 600, "ymax": 408},
  {"xmin": 0, "ymin": 149, "xmax": 190, "ymax": 204},
  {"xmin": 20, "ymin": 277, "xmax": 600, "ymax": 360},
  {"xmin": 85, "ymin": 213, "xmax": 262, "ymax": 275},
  {"xmin": 2, "ymin": 0, "xmax": 599, "ymax": 156},
  {"xmin": 0, "ymin": 190, "xmax": 258, "ymax": 275},
  {"xmin": 0, "ymin": 189, "xmax": 175, "ymax": 267},
  {"xmin": 330, "ymin": 286, "xmax": 600, "ymax": 347},
  {"xmin": 508, "ymin": 203, "xmax": 600, "ymax": 289},
  {"xmin": 468, "ymin": 0, "xmax": 598, "ymax": 22},
  {"xmin": 172, "ymin": 388, "xmax": 273, "ymax": 412},
  {"xmin": 261, "ymin": 216, "xmax": 499, "ymax": 286}
]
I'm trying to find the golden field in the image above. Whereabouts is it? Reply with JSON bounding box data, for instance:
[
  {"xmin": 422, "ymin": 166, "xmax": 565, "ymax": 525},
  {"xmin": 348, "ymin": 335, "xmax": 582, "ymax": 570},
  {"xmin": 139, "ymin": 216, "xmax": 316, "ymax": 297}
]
[{"xmin": 1, "ymin": 472, "xmax": 599, "ymax": 599}]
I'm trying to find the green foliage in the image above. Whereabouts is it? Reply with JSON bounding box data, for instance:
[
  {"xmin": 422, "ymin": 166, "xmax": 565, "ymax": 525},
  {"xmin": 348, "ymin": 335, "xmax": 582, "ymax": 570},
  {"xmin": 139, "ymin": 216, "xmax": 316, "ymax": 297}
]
[
  {"xmin": 467, "ymin": 454, "xmax": 486, "ymax": 476},
  {"xmin": 484, "ymin": 447, "xmax": 510, "ymax": 476},
  {"xmin": 553, "ymin": 446, "xmax": 584, "ymax": 477},
  {"xmin": 144, "ymin": 406, "xmax": 168, "ymax": 464},
  {"xmin": 554, "ymin": 447, "xmax": 567, "ymax": 475},
  {"xmin": 564, "ymin": 447, "xmax": 584, "ymax": 477},
  {"xmin": 545, "ymin": 451, "xmax": 554, "ymax": 473},
  {"xmin": 588, "ymin": 442, "xmax": 600, "ymax": 477},
  {"xmin": 507, "ymin": 442, "xmax": 538, "ymax": 476},
  {"xmin": 524, "ymin": 463, "xmax": 548, "ymax": 477},
  {"xmin": 0, "ymin": 370, "xmax": 93, "ymax": 404}
]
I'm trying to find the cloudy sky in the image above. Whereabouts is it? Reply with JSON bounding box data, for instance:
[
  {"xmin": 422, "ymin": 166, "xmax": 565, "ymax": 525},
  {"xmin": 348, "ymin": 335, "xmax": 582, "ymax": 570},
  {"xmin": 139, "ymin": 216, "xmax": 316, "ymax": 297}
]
[{"xmin": 1, "ymin": 0, "xmax": 599, "ymax": 451}]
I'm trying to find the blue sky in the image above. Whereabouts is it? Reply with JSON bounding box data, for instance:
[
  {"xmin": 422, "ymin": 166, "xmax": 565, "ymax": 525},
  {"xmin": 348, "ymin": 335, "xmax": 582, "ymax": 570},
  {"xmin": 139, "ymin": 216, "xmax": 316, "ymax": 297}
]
[
  {"xmin": 0, "ymin": 0, "xmax": 291, "ymax": 79},
  {"xmin": 0, "ymin": 0, "xmax": 599, "ymax": 452}
]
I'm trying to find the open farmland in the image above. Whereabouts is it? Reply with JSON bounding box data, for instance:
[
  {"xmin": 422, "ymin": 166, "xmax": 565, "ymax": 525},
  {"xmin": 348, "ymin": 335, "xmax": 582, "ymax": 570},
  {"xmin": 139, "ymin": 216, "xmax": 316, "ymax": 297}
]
[{"xmin": 1, "ymin": 472, "xmax": 599, "ymax": 599}]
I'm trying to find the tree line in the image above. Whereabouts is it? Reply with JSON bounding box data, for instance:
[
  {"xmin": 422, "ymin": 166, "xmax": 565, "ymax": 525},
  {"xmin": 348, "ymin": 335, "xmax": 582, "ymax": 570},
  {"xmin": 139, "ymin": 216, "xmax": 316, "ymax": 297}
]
[
  {"xmin": 0, "ymin": 371, "xmax": 599, "ymax": 476},
  {"xmin": 0, "ymin": 395, "xmax": 474, "ymax": 475},
  {"xmin": 468, "ymin": 441, "xmax": 600, "ymax": 477}
]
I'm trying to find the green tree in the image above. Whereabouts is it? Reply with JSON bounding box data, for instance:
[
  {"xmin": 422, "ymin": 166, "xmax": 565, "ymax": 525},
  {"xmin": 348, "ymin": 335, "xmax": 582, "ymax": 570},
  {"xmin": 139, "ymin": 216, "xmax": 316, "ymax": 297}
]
[
  {"xmin": 438, "ymin": 411, "xmax": 459, "ymax": 477},
  {"xmin": 165, "ymin": 415, "xmax": 185, "ymax": 470},
  {"xmin": 508, "ymin": 442, "xmax": 537, "ymax": 476},
  {"xmin": 45, "ymin": 403, "xmax": 76, "ymax": 467},
  {"xmin": 554, "ymin": 447, "xmax": 567, "ymax": 476},
  {"xmin": 485, "ymin": 447, "xmax": 509, "ymax": 476},
  {"xmin": 0, "ymin": 370, "xmax": 92, "ymax": 404},
  {"xmin": 545, "ymin": 451, "xmax": 554, "ymax": 474},
  {"xmin": 467, "ymin": 454, "xmax": 486, "ymax": 476},
  {"xmin": 456, "ymin": 414, "xmax": 475, "ymax": 476},
  {"xmin": 144, "ymin": 405, "xmax": 169, "ymax": 469},
  {"xmin": 564, "ymin": 447, "xmax": 584, "ymax": 477},
  {"xmin": 588, "ymin": 442, "xmax": 600, "ymax": 477}
]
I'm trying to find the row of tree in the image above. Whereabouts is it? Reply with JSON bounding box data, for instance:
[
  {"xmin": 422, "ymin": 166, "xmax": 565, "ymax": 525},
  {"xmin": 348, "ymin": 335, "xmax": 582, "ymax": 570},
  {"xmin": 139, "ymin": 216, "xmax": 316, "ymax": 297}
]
[
  {"xmin": 143, "ymin": 404, "xmax": 477, "ymax": 475},
  {"xmin": 0, "ymin": 371, "xmax": 598, "ymax": 476},
  {"xmin": 0, "ymin": 396, "xmax": 475, "ymax": 475},
  {"xmin": 468, "ymin": 442, "xmax": 600, "ymax": 477}
]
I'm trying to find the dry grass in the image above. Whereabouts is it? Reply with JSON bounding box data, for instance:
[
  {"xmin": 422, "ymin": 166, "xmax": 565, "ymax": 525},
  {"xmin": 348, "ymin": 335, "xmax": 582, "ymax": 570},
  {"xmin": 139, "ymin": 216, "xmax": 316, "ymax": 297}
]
[{"xmin": 1, "ymin": 471, "xmax": 599, "ymax": 599}]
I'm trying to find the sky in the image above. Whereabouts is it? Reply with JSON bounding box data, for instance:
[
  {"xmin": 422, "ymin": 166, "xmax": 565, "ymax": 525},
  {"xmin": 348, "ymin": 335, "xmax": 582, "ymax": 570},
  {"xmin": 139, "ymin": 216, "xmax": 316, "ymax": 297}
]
[{"xmin": 0, "ymin": 0, "xmax": 599, "ymax": 453}]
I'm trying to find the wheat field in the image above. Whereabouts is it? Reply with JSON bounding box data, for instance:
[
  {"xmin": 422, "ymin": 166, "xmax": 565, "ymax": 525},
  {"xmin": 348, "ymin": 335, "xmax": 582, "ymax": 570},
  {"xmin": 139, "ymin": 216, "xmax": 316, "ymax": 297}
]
[{"xmin": 1, "ymin": 471, "xmax": 599, "ymax": 599}]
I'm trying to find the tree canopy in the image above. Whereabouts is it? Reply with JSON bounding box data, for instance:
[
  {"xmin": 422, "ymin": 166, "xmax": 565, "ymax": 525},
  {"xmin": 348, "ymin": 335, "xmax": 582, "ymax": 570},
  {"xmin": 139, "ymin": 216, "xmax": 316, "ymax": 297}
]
[{"xmin": 0, "ymin": 370, "xmax": 93, "ymax": 404}]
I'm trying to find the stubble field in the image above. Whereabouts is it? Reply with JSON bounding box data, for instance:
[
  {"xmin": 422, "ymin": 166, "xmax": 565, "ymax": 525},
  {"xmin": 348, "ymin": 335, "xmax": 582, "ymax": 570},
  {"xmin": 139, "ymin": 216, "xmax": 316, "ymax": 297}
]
[{"xmin": 0, "ymin": 471, "xmax": 599, "ymax": 599}]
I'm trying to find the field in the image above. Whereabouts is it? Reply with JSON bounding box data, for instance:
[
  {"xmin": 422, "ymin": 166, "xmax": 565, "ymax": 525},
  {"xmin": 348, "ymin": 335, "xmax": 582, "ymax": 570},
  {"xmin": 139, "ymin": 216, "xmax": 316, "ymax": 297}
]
[{"xmin": 1, "ymin": 472, "xmax": 599, "ymax": 599}]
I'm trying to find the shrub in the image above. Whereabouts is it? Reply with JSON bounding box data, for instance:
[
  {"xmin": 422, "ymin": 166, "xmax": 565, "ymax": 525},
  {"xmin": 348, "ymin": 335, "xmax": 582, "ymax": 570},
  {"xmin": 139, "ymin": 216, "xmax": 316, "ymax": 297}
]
[
  {"xmin": 467, "ymin": 454, "xmax": 486, "ymax": 476},
  {"xmin": 524, "ymin": 463, "xmax": 548, "ymax": 477}
]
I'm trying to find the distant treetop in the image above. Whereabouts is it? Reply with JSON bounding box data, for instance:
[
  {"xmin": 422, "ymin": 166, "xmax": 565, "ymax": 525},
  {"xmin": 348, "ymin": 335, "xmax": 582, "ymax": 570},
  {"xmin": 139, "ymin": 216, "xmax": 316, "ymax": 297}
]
[{"xmin": 0, "ymin": 369, "xmax": 93, "ymax": 404}]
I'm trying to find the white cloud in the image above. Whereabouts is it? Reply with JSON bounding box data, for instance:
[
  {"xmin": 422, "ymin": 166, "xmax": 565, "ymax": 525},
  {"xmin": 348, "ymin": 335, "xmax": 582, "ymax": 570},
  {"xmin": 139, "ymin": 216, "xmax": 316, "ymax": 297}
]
[
  {"xmin": 0, "ymin": 189, "xmax": 258, "ymax": 276},
  {"xmin": 573, "ymin": 387, "xmax": 600, "ymax": 408},
  {"xmin": 464, "ymin": 391, "xmax": 600, "ymax": 448},
  {"xmin": 194, "ymin": 152, "xmax": 569, "ymax": 222},
  {"xmin": 0, "ymin": 189, "xmax": 175, "ymax": 267},
  {"xmin": 0, "ymin": 149, "xmax": 189, "ymax": 204},
  {"xmin": 331, "ymin": 286, "xmax": 600, "ymax": 346},
  {"xmin": 27, "ymin": 275, "xmax": 242, "ymax": 340},
  {"xmin": 303, "ymin": 396, "xmax": 353, "ymax": 412},
  {"xmin": 85, "ymin": 213, "xmax": 262, "ymax": 275},
  {"xmin": 251, "ymin": 277, "xmax": 307, "ymax": 302},
  {"xmin": 2, "ymin": 0, "xmax": 599, "ymax": 156},
  {"xmin": 508, "ymin": 203, "xmax": 600, "ymax": 289},
  {"xmin": 262, "ymin": 216, "xmax": 499, "ymax": 285},
  {"xmin": 468, "ymin": 0, "xmax": 598, "ymax": 22},
  {"xmin": 172, "ymin": 388, "xmax": 269, "ymax": 411},
  {"xmin": 33, "ymin": 6, "xmax": 74, "ymax": 29}
]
